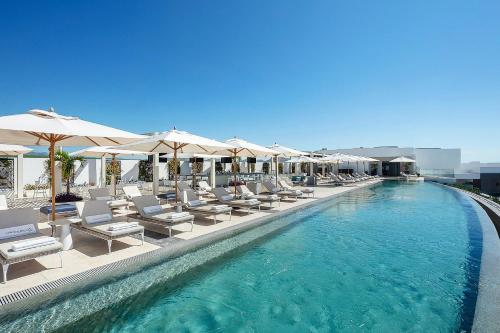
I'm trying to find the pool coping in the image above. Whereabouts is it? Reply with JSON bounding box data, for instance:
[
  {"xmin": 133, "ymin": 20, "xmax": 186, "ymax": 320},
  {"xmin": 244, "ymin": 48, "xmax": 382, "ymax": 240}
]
[
  {"xmin": 443, "ymin": 185, "xmax": 500, "ymax": 333},
  {"xmin": 0, "ymin": 180, "xmax": 383, "ymax": 311}
]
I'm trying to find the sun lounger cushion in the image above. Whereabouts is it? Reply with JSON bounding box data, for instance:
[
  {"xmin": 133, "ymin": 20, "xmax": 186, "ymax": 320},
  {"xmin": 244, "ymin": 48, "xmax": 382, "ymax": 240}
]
[
  {"xmin": 211, "ymin": 205, "xmax": 230, "ymax": 211},
  {"xmin": 85, "ymin": 213, "xmax": 113, "ymax": 224},
  {"xmin": 143, "ymin": 205, "xmax": 163, "ymax": 214},
  {"xmin": 0, "ymin": 224, "xmax": 37, "ymax": 240},
  {"xmin": 96, "ymin": 196, "xmax": 113, "ymax": 201},
  {"xmin": 187, "ymin": 200, "xmax": 207, "ymax": 207},
  {"xmin": 11, "ymin": 236, "xmax": 57, "ymax": 252},
  {"xmin": 108, "ymin": 199, "xmax": 129, "ymax": 207},
  {"xmin": 108, "ymin": 222, "xmax": 139, "ymax": 231},
  {"xmin": 221, "ymin": 195, "xmax": 234, "ymax": 201},
  {"xmin": 0, "ymin": 234, "xmax": 62, "ymax": 260},
  {"xmin": 85, "ymin": 222, "xmax": 144, "ymax": 237}
]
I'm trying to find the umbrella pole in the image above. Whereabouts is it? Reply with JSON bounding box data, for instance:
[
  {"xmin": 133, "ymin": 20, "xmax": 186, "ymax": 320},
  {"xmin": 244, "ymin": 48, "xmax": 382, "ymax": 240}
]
[
  {"xmin": 111, "ymin": 154, "xmax": 117, "ymax": 196},
  {"xmin": 275, "ymin": 155, "xmax": 279, "ymax": 187},
  {"xmin": 233, "ymin": 151, "xmax": 237, "ymax": 195},
  {"xmin": 49, "ymin": 137, "xmax": 56, "ymax": 222},
  {"xmin": 174, "ymin": 142, "xmax": 178, "ymax": 202}
]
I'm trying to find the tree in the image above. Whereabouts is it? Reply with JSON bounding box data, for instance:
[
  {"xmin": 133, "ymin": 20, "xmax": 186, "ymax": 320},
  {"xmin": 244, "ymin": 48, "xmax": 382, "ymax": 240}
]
[{"xmin": 45, "ymin": 151, "xmax": 84, "ymax": 195}]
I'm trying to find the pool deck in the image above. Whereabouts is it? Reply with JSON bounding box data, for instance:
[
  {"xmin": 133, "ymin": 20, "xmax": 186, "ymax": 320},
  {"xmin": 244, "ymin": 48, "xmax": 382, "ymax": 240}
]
[{"xmin": 0, "ymin": 179, "xmax": 382, "ymax": 300}]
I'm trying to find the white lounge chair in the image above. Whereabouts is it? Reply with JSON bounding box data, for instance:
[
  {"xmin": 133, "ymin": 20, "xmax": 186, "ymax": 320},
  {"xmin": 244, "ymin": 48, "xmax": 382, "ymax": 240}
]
[
  {"xmin": 178, "ymin": 181, "xmax": 209, "ymax": 197},
  {"xmin": 236, "ymin": 185, "xmax": 280, "ymax": 208},
  {"xmin": 278, "ymin": 178, "xmax": 315, "ymax": 198},
  {"xmin": 132, "ymin": 195, "xmax": 194, "ymax": 237},
  {"xmin": 212, "ymin": 188, "xmax": 261, "ymax": 214},
  {"xmin": 88, "ymin": 188, "xmax": 129, "ymax": 210},
  {"xmin": 262, "ymin": 180, "xmax": 303, "ymax": 202},
  {"xmin": 123, "ymin": 185, "xmax": 143, "ymax": 200},
  {"xmin": 74, "ymin": 200, "xmax": 144, "ymax": 254},
  {"xmin": 0, "ymin": 208, "xmax": 63, "ymax": 282},
  {"xmin": 197, "ymin": 181, "xmax": 212, "ymax": 192},
  {"xmin": 181, "ymin": 189, "xmax": 232, "ymax": 224}
]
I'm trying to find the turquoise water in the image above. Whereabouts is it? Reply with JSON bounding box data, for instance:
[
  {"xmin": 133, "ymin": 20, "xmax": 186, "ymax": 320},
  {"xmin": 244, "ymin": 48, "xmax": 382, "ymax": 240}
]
[{"xmin": 39, "ymin": 183, "xmax": 485, "ymax": 331}]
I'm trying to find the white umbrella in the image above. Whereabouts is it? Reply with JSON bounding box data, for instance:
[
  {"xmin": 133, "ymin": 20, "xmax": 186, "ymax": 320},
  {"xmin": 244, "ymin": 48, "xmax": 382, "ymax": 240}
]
[
  {"xmin": 268, "ymin": 143, "xmax": 306, "ymax": 185},
  {"xmin": 287, "ymin": 156, "xmax": 320, "ymax": 163},
  {"xmin": 390, "ymin": 156, "xmax": 416, "ymax": 163},
  {"xmin": 71, "ymin": 146, "xmax": 152, "ymax": 195},
  {"xmin": 0, "ymin": 108, "xmax": 145, "ymax": 221},
  {"xmin": 119, "ymin": 128, "xmax": 233, "ymax": 201},
  {"xmin": 0, "ymin": 144, "xmax": 32, "ymax": 156},
  {"xmin": 213, "ymin": 138, "xmax": 278, "ymax": 193}
]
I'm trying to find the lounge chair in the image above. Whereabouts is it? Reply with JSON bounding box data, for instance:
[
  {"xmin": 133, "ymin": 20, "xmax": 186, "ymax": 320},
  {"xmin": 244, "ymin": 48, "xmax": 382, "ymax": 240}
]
[
  {"xmin": 338, "ymin": 174, "xmax": 357, "ymax": 183},
  {"xmin": 122, "ymin": 185, "xmax": 142, "ymax": 200},
  {"xmin": 0, "ymin": 208, "xmax": 63, "ymax": 282},
  {"xmin": 181, "ymin": 189, "xmax": 232, "ymax": 224},
  {"xmin": 0, "ymin": 194, "xmax": 7, "ymax": 210},
  {"xmin": 88, "ymin": 187, "xmax": 129, "ymax": 210},
  {"xmin": 212, "ymin": 188, "xmax": 261, "ymax": 213},
  {"xmin": 132, "ymin": 195, "xmax": 194, "ymax": 237},
  {"xmin": 278, "ymin": 179, "xmax": 315, "ymax": 198},
  {"xmin": 178, "ymin": 181, "xmax": 209, "ymax": 197},
  {"xmin": 197, "ymin": 180, "xmax": 213, "ymax": 192},
  {"xmin": 262, "ymin": 180, "xmax": 302, "ymax": 202},
  {"xmin": 236, "ymin": 185, "xmax": 280, "ymax": 208},
  {"xmin": 73, "ymin": 200, "xmax": 144, "ymax": 254}
]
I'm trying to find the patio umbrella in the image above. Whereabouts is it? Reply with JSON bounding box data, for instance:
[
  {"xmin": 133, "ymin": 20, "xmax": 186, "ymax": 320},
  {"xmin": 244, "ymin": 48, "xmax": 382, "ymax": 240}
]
[
  {"xmin": 390, "ymin": 156, "xmax": 416, "ymax": 174},
  {"xmin": 286, "ymin": 155, "xmax": 319, "ymax": 175},
  {"xmin": 213, "ymin": 138, "xmax": 278, "ymax": 194},
  {"xmin": 268, "ymin": 143, "xmax": 306, "ymax": 185},
  {"xmin": 70, "ymin": 146, "xmax": 152, "ymax": 195},
  {"xmin": 390, "ymin": 156, "xmax": 416, "ymax": 163},
  {"xmin": 0, "ymin": 108, "xmax": 145, "ymax": 221},
  {"xmin": 0, "ymin": 144, "xmax": 32, "ymax": 156},
  {"xmin": 118, "ymin": 129, "xmax": 232, "ymax": 201}
]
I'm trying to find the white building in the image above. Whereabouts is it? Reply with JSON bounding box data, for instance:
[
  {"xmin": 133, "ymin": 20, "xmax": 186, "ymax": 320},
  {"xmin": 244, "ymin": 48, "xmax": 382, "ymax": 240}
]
[{"xmin": 316, "ymin": 146, "xmax": 461, "ymax": 177}]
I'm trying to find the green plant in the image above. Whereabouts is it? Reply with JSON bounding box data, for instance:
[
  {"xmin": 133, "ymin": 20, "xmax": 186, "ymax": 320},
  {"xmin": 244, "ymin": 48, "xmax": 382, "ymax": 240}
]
[
  {"xmin": 138, "ymin": 160, "xmax": 153, "ymax": 182},
  {"xmin": 106, "ymin": 160, "xmax": 122, "ymax": 185},
  {"xmin": 167, "ymin": 160, "xmax": 180, "ymax": 179},
  {"xmin": 45, "ymin": 151, "xmax": 84, "ymax": 195}
]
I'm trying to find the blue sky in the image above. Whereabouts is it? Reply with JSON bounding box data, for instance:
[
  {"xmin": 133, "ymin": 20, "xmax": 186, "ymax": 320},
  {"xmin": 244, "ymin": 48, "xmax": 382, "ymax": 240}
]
[{"xmin": 0, "ymin": 1, "xmax": 499, "ymax": 162}]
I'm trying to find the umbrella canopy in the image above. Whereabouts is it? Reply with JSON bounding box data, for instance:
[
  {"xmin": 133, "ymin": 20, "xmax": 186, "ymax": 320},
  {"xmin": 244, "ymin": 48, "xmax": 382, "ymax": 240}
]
[
  {"xmin": 0, "ymin": 109, "xmax": 145, "ymax": 146},
  {"xmin": 70, "ymin": 146, "xmax": 151, "ymax": 158},
  {"xmin": 267, "ymin": 143, "xmax": 307, "ymax": 157},
  {"xmin": 390, "ymin": 156, "xmax": 416, "ymax": 163},
  {"xmin": 0, "ymin": 108, "xmax": 145, "ymax": 221},
  {"xmin": 267, "ymin": 143, "xmax": 306, "ymax": 185},
  {"xmin": 0, "ymin": 144, "xmax": 32, "ymax": 156},
  {"xmin": 119, "ymin": 129, "xmax": 233, "ymax": 201},
  {"xmin": 212, "ymin": 138, "xmax": 278, "ymax": 193},
  {"xmin": 118, "ymin": 129, "xmax": 232, "ymax": 154},
  {"xmin": 287, "ymin": 156, "xmax": 320, "ymax": 163}
]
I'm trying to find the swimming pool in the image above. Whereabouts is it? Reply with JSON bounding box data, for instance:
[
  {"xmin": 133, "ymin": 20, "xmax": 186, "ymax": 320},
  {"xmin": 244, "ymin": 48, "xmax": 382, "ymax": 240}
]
[{"xmin": 0, "ymin": 182, "xmax": 485, "ymax": 332}]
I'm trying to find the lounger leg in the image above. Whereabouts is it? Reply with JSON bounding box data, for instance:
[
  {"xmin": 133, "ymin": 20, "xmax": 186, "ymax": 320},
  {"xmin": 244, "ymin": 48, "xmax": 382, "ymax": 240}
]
[
  {"xmin": 190, "ymin": 220, "xmax": 194, "ymax": 231},
  {"xmin": 168, "ymin": 226, "xmax": 172, "ymax": 237},
  {"xmin": 213, "ymin": 215, "xmax": 216, "ymax": 225},
  {"xmin": 258, "ymin": 205, "xmax": 261, "ymax": 212},
  {"xmin": 2, "ymin": 264, "xmax": 9, "ymax": 283},
  {"xmin": 58, "ymin": 252, "xmax": 63, "ymax": 268},
  {"xmin": 141, "ymin": 232, "xmax": 144, "ymax": 245},
  {"xmin": 107, "ymin": 240, "xmax": 112, "ymax": 254}
]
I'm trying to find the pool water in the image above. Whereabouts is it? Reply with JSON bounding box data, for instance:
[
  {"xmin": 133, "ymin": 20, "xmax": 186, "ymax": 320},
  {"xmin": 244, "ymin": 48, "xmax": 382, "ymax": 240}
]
[{"xmin": 50, "ymin": 182, "xmax": 483, "ymax": 332}]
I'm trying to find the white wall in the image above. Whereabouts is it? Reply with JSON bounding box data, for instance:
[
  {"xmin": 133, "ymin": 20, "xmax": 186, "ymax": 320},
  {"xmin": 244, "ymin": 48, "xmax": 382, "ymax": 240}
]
[
  {"xmin": 23, "ymin": 158, "xmax": 48, "ymax": 187},
  {"xmin": 414, "ymin": 148, "xmax": 461, "ymax": 171}
]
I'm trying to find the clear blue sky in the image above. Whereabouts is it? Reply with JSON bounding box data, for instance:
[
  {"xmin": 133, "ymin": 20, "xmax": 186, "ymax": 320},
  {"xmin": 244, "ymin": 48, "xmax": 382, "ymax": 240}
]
[{"xmin": 1, "ymin": 1, "xmax": 499, "ymax": 162}]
